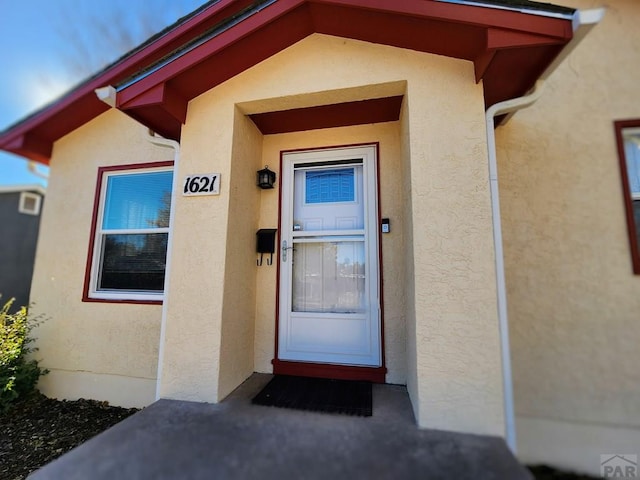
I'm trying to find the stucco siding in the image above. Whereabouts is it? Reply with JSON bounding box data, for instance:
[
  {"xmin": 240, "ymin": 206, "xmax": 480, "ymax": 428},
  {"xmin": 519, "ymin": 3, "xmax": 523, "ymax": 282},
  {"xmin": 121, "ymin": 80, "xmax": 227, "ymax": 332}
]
[
  {"xmin": 401, "ymin": 93, "xmax": 419, "ymax": 419},
  {"xmin": 30, "ymin": 110, "xmax": 172, "ymax": 407},
  {"xmin": 218, "ymin": 110, "xmax": 263, "ymax": 399},
  {"xmin": 404, "ymin": 66, "xmax": 504, "ymax": 435},
  {"xmin": 32, "ymin": 33, "xmax": 504, "ymax": 436},
  {"xmin": 165, "ymin": 35, "xmax": 504, "ymax": 434},
  {"xmin": 157, "ymin": 90, "xmax": 235, "ymax": 403},
  {"xmin": 496, "ymin": 0, "xmax": 640, "ymax": 474}
]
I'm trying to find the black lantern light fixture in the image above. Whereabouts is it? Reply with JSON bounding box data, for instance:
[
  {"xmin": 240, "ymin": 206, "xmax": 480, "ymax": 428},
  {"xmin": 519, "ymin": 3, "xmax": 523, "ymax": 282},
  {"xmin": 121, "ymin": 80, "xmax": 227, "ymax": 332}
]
[{"xmin": 257, "ymin": 165, "xmax": 276, "ymax": 189}]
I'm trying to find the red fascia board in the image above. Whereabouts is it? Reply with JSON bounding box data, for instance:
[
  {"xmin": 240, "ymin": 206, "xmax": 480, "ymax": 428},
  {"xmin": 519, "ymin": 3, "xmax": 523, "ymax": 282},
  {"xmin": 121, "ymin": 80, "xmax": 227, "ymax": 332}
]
[
  {"xmin": 3, "ymin": 133, "xmax": 52, "ymax": 165},
  {"xmin": 1, "ymin": 0, "xmax": 575, "ymax": 163},
  {"xmin": 119, "ymin": 83, "xmax": 187, "ymax": 124},
  {"xmin": 0, "ymin": 0, "xmax": 264, "ymax": 153},
  {"xmin": 117, "ymin": 0, "xmax": 308, "ymax": 106},
  {"xmin": 309, "ymin": 0, "xmax": 573, "ymax": 39},
  {"xmin": 118, "ymin": 0, "xmax": 572, "ymax": 116},
  {"xmin": 170, "ymin": 8, "xmax": 312, "ymax": 100},
  {"xmin": 118, "ymin": 0, "xmax": 572, "ymax": 104},
  {"xmin": 117, "ymin": 9, "xmax": 310, "ymax": 140}
]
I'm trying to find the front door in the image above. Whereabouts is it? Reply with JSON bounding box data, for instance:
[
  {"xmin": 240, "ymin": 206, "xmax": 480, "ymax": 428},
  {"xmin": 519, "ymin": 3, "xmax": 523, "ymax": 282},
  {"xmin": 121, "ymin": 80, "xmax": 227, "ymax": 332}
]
[{"xmin": 278, "ymin": 145, "xmax": 381, "ymax": 367}]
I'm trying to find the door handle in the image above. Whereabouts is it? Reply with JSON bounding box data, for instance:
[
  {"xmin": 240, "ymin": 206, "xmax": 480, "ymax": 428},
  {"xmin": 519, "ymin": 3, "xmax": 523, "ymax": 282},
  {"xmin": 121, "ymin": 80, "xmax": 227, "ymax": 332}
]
[{"xmin": 282, "ymin": 240, "xmax": 294, "ymax": 262}]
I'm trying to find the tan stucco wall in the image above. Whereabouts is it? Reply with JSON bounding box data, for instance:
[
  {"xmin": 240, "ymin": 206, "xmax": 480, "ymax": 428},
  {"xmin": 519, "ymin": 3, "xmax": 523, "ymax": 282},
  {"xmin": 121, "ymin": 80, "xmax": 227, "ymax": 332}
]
[
  {"xmin": 29, "ymin": 32, "xmax": 504, "ymax": 437},
  {"xmin": 403, "ymin": 65, "xmax": 504, "ymax": 436},
  {"xmin": 160, "ymin": 33, "xmax": 504, "ymax": 436},
  {"xmin": 400, "ymin": 93, "xmax": 419, "ymax": 419},
  {"xmin": 496, "ymin": 0, "xmax": 640, "ymax": 474},
  {"xmin": 218, "ymin": 110, "xmax": 263, "ymax": 398},
  {"xmin": 30, "ymin": 109, "xmax": 173, "ymax": 407}
]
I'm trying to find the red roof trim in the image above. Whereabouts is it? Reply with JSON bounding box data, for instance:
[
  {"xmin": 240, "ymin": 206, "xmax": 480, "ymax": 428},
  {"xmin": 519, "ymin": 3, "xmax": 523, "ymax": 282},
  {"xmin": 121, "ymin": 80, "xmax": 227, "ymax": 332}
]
[
  {"xmin": 0, "ymin": 0, "xmax": 574, "ymax": 164},
  {"xmin": 0, "ymin": 0, "xmax": 262, "ymax": 163},
  {"xmin": 4, "ymin": 133, "xmax": 52, "ymax": 164},
  {"xmin": 311, "ymin": 0, "xmax": 572, "ymax": 36},
  {"xmin": 119, "ymin": 83, "xmax": 188, "ymax": 124},
  {"xmin": 117, "ymin": 0, "xmax": 306, "ymax": 106}
]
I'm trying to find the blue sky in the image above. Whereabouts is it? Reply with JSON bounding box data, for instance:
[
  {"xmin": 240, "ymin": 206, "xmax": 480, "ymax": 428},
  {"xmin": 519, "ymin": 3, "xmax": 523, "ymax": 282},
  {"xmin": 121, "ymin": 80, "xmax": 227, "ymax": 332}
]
[{"xmin": 0, "ymin": 0, "xmax": 207, "ymax": 187}]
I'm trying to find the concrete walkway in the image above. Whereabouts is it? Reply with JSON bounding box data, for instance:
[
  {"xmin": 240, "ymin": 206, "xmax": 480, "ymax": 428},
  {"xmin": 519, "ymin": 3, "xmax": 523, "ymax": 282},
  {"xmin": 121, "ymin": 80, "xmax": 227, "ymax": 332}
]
[{"xmin": 30, "ymin": 374, "xmax": 532, "ymax": 479}]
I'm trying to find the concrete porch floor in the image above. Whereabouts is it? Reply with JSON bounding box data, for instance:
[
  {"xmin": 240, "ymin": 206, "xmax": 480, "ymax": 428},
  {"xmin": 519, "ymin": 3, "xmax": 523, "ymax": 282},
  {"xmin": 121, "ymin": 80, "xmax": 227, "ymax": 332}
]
[{"xmin": 30, "ymin": 374, "xmax": 532, "ymax": 479}]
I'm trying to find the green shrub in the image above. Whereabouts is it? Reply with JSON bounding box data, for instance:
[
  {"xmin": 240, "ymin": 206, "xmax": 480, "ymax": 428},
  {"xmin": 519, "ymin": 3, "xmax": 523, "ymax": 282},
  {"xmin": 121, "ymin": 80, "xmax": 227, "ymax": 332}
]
[{"xmin": 0, "ymin": 298, "xmax": 48, "ymax": 412}]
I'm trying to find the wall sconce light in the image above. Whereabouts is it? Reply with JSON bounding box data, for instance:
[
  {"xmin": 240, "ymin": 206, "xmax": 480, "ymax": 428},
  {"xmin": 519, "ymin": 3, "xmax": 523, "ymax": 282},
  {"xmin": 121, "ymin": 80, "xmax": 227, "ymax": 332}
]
[{"xmin": 257, "ymin": 166, "xmax": 276, "ymax": 189}]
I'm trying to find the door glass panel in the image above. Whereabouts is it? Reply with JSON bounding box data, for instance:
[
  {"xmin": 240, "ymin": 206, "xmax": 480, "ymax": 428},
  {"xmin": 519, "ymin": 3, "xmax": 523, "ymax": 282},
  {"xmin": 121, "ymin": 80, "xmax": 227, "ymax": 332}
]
[
  {"xmin": 292, "ymin": 241, "xmax": 365, "ymax": 313},
  {"xmin": 305, "ymin": 168, "xmax": 355, "ymax": 204},
  {"xmin": 293, "ymin": 165, "xmax": 363, "ymax": 232}
]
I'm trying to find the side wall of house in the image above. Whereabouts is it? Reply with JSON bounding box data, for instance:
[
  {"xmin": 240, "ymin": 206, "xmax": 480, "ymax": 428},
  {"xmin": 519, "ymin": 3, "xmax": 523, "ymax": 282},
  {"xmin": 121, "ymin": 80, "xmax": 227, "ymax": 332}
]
[
  {"xmin": 496, "ymin": 0, "xmax": 640, "ymax": 475},
  {"xmin": 30, "ymin": 110, "xmax": 172, "ymax": 407}
]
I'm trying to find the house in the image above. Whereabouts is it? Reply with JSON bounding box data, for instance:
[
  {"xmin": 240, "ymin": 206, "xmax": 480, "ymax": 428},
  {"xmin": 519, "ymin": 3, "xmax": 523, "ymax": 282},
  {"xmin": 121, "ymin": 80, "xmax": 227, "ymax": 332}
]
[
  {"xmin": 0, "ymin": 0, "xmax": 637, "ymax": 476},
  {"xmin": 0, "ymin": 185, "xmax": 45, "ymax": 310}
]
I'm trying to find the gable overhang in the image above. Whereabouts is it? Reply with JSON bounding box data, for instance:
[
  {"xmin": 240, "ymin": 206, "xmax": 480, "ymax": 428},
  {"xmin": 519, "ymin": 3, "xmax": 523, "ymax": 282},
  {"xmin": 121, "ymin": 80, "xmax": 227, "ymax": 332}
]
[{"xmin": 0, "ymin": 0, "xmax": 577, "ymax": 165}]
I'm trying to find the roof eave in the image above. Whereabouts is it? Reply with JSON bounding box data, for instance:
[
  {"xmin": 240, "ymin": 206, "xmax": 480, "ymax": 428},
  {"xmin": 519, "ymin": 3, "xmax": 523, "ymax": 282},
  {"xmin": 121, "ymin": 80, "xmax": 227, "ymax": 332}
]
[
  {"xmin": 436, "ymin": 0, "xmax": 575, "ymax": 19},
  {"xmin": 0, "ymin": 0, "xmax": 577, "ymax": 164}
]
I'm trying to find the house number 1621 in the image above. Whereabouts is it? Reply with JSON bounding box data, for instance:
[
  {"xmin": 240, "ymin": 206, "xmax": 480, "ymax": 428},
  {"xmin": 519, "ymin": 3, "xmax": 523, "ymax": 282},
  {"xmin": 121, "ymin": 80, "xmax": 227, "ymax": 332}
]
[{"xmin": 182, "ymin": 173, "xmax": 220, "ymax": 196}]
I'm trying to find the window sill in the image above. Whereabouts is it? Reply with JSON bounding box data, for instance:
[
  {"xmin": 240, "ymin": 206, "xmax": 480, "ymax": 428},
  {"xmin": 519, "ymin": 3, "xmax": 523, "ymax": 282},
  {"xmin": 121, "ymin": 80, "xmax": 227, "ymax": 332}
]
[{"xmin": 82, "ymin": 294, "xmax": 163, "ymax": 305}]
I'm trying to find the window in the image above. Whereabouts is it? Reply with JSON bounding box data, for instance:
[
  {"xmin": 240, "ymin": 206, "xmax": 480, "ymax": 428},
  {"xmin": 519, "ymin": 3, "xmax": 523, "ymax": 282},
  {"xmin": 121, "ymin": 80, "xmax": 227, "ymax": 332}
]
[
  {"xmin": 19, "ymin": 192, "xmax": 42, "ymax": 215},
  {"xmin": 305, "ymin": 167, "xmax": 355, "ymax": 204},
  {"xmin": 84, "ymin": 162, "xmax": 173, "ymax": 302},
  {"xmin": 614, "ymin": 120, "xmax": 640, "ymax": 274}
]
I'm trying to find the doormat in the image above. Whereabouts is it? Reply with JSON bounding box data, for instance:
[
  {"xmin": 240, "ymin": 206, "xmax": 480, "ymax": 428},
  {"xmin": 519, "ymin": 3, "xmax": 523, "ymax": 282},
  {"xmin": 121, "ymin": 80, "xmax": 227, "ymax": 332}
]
[{"xmin": 251, "ymin": 375, "xmax": 372, "ymax": 417}]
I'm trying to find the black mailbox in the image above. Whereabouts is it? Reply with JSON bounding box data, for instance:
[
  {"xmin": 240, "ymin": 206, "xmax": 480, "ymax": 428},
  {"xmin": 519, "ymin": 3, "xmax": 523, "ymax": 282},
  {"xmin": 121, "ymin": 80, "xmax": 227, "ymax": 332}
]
[{"xmin": 256, "ymin": 229, "xmax": 277, "ymax": 265}]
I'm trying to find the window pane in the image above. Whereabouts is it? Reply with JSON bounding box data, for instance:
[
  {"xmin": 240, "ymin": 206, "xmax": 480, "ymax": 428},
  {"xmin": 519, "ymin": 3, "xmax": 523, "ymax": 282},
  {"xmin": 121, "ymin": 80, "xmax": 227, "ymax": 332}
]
[
  {"xmin": 623, "ymin": 133, "xmax": 640, "ymax": 263},
  {"xmin": 634, "ymin": 200, "xmax": 640, "ymax": 243},
  {"xmin": 292, "ymin": 241, "xmax": 365, "ymax": 313},
  {"xmin": 617, "ymin": 123, "xmax": 640, "ymax": 274},
  {"xmin": 625, "ymin": 137, "xmax": 640, "ymax": 196},
  {"xmin": 305, "ymin": 168, "xmax": 354, "ymax": 204},
  {"xmin": 103, "ymin": 171, "xmax": 173, "ymax": 230},
  {"xmin": 98, "ymin": 233, "xmax": 168, "ymax": 292}
]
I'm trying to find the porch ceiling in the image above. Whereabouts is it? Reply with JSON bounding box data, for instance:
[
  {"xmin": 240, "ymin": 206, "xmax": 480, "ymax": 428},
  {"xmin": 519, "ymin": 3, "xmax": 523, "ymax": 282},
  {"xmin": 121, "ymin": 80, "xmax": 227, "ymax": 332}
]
[{"xmin": 0, "ymin": 0, "xmax": 574, "ymax": 165}]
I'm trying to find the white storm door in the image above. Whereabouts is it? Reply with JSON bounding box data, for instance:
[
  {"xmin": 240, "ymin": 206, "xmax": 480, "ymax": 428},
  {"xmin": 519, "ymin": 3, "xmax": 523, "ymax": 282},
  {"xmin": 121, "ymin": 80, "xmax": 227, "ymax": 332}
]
[{"xmin": 278, "ymin": 146, "xmax": 381, "ymax": 367}]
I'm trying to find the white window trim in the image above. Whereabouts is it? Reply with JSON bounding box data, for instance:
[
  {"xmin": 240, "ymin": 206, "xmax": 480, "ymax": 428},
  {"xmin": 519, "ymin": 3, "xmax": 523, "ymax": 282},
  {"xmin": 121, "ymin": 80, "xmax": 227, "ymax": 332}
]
[
  {"xmin": 18, "ymin": 192, "xmax": 42, "ymax": 216},
  {"xmin": 88, "ymin": 165, "xmax": 172, "ymax": 302}
]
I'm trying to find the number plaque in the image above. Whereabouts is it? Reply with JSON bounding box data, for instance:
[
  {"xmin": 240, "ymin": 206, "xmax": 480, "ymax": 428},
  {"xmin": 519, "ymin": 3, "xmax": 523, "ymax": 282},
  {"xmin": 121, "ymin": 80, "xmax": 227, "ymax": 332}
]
[{"xmin": 182, "ymin": 174, "xmax": 220, "ymax": 196}]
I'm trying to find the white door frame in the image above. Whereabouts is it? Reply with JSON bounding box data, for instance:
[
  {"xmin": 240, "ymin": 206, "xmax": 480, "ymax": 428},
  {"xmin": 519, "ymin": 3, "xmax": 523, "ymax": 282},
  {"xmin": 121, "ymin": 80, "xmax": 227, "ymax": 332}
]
[{"xmin": 277, "ymin": 145, "xmax": 382, "ymax": 369}]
